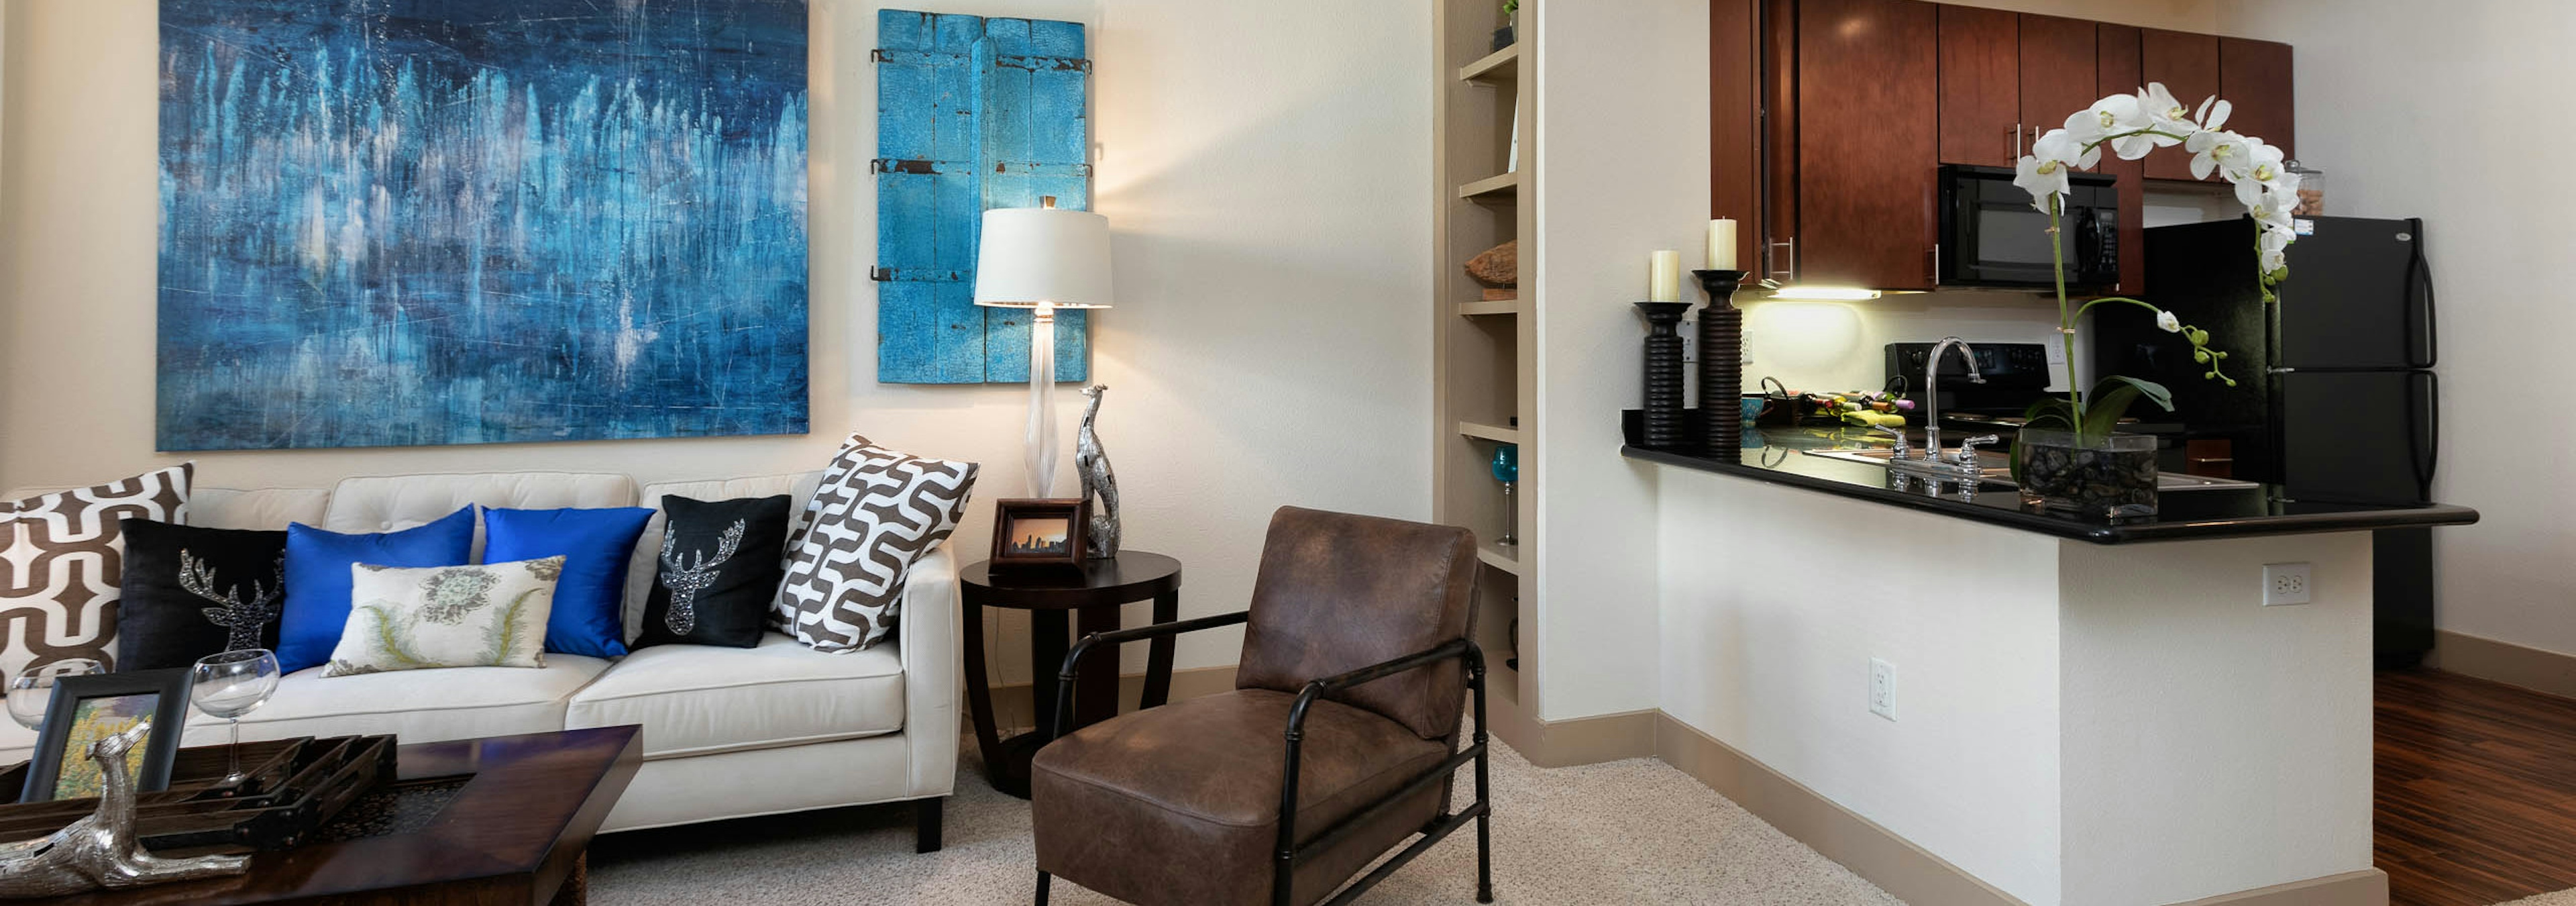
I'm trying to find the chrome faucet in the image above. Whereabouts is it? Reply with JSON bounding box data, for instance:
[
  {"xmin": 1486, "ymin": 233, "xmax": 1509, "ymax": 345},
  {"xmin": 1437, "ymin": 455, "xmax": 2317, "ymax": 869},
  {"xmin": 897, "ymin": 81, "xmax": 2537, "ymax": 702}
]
[{"xmin": 1920, "ymin": 337, "xmax": 1984, "ymax": 462}]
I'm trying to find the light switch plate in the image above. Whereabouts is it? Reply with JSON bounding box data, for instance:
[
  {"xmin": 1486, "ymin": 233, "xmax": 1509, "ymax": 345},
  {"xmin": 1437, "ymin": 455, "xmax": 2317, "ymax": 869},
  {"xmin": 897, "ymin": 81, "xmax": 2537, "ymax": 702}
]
[{"xmin": 2263, "ymin": 562, "xmax": 2313, "ymax": 606}]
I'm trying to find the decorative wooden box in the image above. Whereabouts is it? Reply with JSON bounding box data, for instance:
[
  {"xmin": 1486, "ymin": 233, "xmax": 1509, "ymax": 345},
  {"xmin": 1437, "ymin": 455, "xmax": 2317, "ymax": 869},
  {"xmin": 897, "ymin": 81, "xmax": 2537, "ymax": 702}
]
[{"xmin": 0, "ymin": 736, "xmax": 394, "ymax": 851}]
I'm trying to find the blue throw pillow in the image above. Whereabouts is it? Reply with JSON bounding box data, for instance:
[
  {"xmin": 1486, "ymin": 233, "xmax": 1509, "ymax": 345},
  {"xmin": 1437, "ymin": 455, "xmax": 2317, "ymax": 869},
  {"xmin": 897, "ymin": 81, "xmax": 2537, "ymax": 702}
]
[
  {"xmin": 278, "ymin": 506, "xmax": 476, "ymax": 674},
  {"xmin": 482, "ymin": 506, "xmax": 654, "ymax": 659}
]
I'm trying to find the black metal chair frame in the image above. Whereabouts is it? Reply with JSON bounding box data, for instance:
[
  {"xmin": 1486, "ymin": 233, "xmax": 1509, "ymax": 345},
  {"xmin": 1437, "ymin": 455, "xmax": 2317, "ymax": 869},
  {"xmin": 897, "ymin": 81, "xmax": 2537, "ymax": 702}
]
[{"xmin": 1032, "ymin": 610, "xmax": 1495, "ymax": 906}]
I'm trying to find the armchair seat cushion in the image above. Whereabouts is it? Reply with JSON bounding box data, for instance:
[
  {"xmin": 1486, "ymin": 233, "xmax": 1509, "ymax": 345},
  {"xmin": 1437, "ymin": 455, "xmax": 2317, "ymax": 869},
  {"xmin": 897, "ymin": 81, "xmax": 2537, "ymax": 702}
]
[{"xmin": 1031, "ymin": 689, "xmax": 1450, "ymax": 906}]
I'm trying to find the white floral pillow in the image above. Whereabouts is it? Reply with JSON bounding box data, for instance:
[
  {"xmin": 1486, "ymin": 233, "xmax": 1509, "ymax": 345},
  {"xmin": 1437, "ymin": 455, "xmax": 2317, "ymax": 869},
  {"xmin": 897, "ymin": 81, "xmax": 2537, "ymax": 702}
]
[{"xmin": 324, "ymin": 557, "xmax": 564, "ymax": 676}]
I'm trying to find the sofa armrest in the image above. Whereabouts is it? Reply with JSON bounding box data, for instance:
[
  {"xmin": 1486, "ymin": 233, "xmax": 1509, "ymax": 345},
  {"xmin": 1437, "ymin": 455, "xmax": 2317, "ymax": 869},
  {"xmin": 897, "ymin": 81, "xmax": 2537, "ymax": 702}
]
[{"xmin": 898, "ymin": 544, "xmax": 962, "ymax": 799}]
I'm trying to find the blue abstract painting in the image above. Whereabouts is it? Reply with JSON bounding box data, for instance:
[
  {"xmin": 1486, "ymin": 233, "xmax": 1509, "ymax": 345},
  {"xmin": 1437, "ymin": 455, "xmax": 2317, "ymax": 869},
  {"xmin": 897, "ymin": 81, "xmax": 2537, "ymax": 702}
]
[{"xmin": 156, "ymin": 0, "xmax": 810, "ymax": 450}]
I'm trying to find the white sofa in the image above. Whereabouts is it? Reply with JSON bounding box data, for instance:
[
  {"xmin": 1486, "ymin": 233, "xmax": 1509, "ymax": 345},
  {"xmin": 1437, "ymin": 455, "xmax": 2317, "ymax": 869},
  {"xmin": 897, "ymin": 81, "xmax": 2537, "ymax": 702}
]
[{"xmin": 0, "ymin": 470, "xmax": 960, "ymax": 848}]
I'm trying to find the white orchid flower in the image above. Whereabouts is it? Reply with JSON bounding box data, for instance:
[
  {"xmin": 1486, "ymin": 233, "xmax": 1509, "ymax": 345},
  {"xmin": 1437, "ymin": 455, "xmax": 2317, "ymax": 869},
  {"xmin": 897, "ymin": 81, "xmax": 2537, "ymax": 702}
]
[
  {"xmin": 2248, "ymin": 191, "xmax": 2296, "ymax": 234},
  {"xmin": 2014, "ymin": 154, "xmax": 2072, "ymax": 211},
  {"xmin": 2030, "ymin": 128, "xmax": 2094, "ymax": 170},
  {"xmin": 2135, "ymin": 83, "xmax": 2195, "ymax": 146},
  {"xmin": 2257, "ymin": 225, "xmax": 2294, "ymax": 274},
  {"xmin": 2156, "ymin": 310, "xmax": 2184, "ymax": 333},
  {"xmin": 2063, "ymin": 94, "xmax": 2147, "ymax": 161},
  {"xmin": 2198, "ymin": 97, "xmax": 2232, "ymax": 132},
  {"xmin": 2186, "ymin": 130, "xmax": 2253, "ymax": 181},
  {"xmin": 2232, "ymin": 141, "xmax": 2292, "ymax": 207}
]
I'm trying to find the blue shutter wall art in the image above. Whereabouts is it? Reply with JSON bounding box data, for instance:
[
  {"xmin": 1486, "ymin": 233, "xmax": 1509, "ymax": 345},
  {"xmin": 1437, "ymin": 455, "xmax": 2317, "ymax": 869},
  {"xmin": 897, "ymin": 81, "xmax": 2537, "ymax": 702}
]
[{"xmin": 874, "ymin": 10, "xmax": 1092, "ymax": 384}]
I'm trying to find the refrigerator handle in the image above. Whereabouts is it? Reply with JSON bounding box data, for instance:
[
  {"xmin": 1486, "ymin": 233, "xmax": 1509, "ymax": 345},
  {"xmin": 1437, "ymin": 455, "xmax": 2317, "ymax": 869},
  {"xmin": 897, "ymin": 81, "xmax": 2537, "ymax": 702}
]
[
  {"xmin": 2410, "ymin": 372, "xmax": 2440, "ymax": 498},
  {"xmin": 2406, "ymin": 217, "xmax": 2438, "ymax": 369}
]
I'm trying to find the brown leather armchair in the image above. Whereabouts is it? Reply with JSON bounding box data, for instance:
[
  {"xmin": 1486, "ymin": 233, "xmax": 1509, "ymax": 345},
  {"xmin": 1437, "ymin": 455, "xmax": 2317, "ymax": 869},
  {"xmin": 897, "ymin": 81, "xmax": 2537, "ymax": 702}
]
[{"xmin": 1030, "ymin": 506, "xmax": 1495, "ymax": 906}]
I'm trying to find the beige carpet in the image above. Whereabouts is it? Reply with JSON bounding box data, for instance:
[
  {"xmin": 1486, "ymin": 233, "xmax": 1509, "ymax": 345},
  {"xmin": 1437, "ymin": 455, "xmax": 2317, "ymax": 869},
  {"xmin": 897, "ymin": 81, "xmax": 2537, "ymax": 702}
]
[
  {"xmin": 2499, "ymin": 891, "xmax": 2576, "ymax": 905},
  {"xmin": 590, "ymin": 732, "xmax": 1904, "ymax": 905}
]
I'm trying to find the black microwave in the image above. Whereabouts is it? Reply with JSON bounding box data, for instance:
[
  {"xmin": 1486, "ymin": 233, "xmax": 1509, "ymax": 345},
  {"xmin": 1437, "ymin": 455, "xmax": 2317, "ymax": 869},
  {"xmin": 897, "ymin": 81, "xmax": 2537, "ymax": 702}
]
[{"xmin": 1937, "ymin": 164, "xmax": 2118, "ymax": 289}]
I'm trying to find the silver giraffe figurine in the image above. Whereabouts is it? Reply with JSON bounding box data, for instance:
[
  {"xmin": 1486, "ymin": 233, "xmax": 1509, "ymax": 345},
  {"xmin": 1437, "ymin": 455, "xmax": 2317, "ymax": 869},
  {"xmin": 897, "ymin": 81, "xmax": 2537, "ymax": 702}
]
[
  {"xmin": 0, "ymin": 720, "xmax": 251, "ymax": 896},
  {"xmin": 1076, "ymin": 384, "xmax": 1120, "ymax": 559}
]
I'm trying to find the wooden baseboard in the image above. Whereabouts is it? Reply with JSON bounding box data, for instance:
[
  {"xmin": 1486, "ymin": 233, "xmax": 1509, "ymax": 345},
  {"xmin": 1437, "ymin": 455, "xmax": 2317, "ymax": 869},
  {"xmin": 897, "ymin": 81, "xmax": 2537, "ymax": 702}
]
[
  {"xmin": 2428, "ymin": 630, "xmax": 2576, "ymax": 701},
  {"xmin": 1652, "ymin": 713, "xmax": 2029, "ymax": 906},
  {"xmin": 2166, "ymin": 870, "xmax": 2387, "ymax": 906}
]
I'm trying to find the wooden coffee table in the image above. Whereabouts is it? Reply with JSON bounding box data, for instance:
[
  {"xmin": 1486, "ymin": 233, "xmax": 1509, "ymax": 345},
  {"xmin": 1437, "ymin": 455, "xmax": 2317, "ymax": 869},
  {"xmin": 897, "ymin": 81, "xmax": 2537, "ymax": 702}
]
[{"xmin": 51, "ymin": 725, "xmax": 641, "ymax": 906}]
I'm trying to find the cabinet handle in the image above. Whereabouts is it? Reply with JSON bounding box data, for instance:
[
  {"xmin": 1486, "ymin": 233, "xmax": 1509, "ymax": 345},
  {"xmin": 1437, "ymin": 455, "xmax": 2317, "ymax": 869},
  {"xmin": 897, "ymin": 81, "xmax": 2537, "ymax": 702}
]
[
  {"xmin": 2012, "ymin": 123, "xmax": 2025, "ymax": 160},
  {"xmin": 1768, "ymin": 240, "xmax": 1797, "ymax": 281}
]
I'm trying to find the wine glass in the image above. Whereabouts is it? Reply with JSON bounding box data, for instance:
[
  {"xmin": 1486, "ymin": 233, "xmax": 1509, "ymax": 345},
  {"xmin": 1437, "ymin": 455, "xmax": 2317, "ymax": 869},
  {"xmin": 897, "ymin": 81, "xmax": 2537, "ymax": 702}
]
[
  {"xmin": 190, "ymin": 649, "xmax": 280, "ymax": 785},
  {"xmin": 7, "ymin": 658, "xmax": 103, "ymax": 730}
]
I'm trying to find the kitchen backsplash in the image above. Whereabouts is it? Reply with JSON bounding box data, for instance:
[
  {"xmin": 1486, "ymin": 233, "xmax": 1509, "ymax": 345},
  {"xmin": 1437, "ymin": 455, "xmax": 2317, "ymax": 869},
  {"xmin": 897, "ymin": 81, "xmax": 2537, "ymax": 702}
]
[{"xmin": 1730, "ymin": 288, "xmax": 2086, "ymax": 397}]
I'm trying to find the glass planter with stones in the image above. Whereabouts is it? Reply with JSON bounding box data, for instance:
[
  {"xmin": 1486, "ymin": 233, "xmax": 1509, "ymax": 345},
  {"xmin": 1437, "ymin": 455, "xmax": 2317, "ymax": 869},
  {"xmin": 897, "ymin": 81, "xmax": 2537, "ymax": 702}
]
[{"xmin": 2015, "ymin": 428, "xmax": 2157, "ymax": 519}]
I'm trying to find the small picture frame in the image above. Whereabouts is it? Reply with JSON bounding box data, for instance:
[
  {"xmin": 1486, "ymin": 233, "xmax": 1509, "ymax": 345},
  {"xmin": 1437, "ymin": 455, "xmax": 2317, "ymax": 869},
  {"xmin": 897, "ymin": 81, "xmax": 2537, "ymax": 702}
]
[
  {"xmin": 21, "ymin": 668, "xmax": 193, "ymax": 803},
  {"xmin": 990, "ymin": 498, "xmax": 1089, "ymax": 570}
]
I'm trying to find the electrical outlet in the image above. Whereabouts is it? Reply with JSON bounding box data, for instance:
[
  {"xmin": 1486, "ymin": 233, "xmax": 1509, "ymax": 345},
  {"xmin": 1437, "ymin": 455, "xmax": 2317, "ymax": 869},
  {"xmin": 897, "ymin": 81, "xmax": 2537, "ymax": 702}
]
[
  {"xmin": 1868, "ymin": 658, "xmax": 1896, "ymax": 721},
  {"xmin": 2263, "ymin": 562, "xmax": 2313, "ymax": 606}
]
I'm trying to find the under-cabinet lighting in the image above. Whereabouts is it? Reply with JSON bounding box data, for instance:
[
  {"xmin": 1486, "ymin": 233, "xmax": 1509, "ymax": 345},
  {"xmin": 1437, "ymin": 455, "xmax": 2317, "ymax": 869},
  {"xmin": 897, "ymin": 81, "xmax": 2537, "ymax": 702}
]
[{"xmin": 1764, "ymin": 285, "xmax": 1883, "ymax": 301}]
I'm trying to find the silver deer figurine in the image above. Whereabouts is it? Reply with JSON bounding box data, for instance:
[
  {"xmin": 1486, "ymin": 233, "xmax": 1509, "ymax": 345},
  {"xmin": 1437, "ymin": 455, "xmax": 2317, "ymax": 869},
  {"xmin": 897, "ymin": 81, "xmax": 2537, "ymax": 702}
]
[
  {"xmin": 176, "ymin": 551, "xmax": 283, "ymax": 652},
  {"xmin": 658, "ymin": 519, "xmax": 747, "ymax": 636},
  {"xmin": 1076, "ymin": 384, "xmax": 1120, "ymax": 559},
  {"xmin": 0, "ymin": 720, "xmax": 252, "ymax": 897}
]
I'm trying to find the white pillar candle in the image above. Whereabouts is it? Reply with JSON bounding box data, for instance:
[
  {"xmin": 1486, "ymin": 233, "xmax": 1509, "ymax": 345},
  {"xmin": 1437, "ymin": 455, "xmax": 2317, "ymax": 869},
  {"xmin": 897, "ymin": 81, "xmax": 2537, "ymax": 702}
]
[
  {"xmin": 1648, "ymin": 250, "xmax": 1681, "ymax": 302},
  {"xmin": 1707, "ymin": 218, "xmax": 1738, "ymax": 270}
]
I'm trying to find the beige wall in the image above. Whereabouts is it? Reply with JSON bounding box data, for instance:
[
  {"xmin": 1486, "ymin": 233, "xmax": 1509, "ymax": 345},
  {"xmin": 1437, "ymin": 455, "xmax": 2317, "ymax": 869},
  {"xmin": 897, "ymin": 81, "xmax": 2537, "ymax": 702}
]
[
  {"xmin": 0, "ymin": 0, "xmax": 1434, "ymax": 683},
  {"xmin": 2219, "ymin": 0, "xmax": 2567, "ymax": 658}
]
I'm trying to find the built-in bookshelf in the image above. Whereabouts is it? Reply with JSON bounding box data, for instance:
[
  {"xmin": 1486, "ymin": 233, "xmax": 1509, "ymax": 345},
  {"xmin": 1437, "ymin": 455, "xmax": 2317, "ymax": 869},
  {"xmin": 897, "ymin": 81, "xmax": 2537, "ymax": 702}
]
[{"xmin": 1432, "ymin": 0, "xmax": 1534, "ymax": 732}]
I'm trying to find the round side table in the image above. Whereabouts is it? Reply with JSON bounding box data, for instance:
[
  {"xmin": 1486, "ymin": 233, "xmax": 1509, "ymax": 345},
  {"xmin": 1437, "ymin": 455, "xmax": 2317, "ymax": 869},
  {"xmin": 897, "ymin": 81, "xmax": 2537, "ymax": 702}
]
[{"xmin": 959, "ymin": 551, "xmax": 1183, "ymax": 799}]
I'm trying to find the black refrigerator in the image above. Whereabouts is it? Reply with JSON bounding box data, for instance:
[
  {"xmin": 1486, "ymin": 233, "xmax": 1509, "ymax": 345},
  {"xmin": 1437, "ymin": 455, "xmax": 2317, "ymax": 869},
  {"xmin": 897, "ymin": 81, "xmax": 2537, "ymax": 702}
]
[{"xmin": 2096, "ymin": 215, "xmax": 2439, "ymax": 666}]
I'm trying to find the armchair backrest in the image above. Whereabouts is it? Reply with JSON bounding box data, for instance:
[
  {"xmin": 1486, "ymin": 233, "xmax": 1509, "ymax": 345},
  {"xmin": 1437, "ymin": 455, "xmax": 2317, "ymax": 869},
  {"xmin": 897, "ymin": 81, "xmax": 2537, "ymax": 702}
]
[{"xmin": 1234, "ymin": 506, "xmax": 1478, "ymax": 740}]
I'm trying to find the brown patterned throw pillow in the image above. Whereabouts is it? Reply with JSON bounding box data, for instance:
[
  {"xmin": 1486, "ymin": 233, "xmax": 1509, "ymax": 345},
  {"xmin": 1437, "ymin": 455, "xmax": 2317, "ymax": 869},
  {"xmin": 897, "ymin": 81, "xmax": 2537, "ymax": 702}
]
[
  {"xmin": 773, "ymin": 435, "xmax": 976, "ymax": 652},
  {"xmin": 1, "ymin": 464, "xmax": 194, "ymax": 676}
]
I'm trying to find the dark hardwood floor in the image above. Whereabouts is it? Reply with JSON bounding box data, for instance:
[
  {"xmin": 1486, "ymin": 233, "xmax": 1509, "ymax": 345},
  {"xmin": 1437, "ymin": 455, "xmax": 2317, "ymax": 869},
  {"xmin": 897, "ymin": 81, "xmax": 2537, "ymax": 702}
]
[{"xmin": 2379, "ymin": 668, "xmax": 2576, "ymax": 906}]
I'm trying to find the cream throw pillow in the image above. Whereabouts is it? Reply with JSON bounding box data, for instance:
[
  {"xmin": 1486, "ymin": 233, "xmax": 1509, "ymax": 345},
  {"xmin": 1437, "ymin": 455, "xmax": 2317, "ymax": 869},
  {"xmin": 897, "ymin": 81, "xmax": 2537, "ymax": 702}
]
[{"xmin": 323, "ymin": 557, "xmax": 564, "ymax": 676}]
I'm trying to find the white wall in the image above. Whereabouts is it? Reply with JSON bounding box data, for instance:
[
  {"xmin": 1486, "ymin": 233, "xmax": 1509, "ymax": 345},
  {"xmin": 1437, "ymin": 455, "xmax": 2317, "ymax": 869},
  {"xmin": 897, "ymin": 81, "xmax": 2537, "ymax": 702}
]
[
  {"xmin": 1525, "ymin": 1, "xmax": 1709, "ymax": 721},
  {"xmin": 0, "ymin": 0, "xmax": 1433, "ymax": 683},
  {"xmin": 2217, "ymin": 0, "xmax": 2568, "ymax": 656}
]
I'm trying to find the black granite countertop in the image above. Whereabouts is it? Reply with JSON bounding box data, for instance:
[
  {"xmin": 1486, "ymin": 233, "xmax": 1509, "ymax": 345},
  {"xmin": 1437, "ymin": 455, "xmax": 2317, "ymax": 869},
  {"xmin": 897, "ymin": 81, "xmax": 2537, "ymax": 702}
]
[{"xmin": 1623, "ymin": 425, "xmax": 2479, "ymax": 544}]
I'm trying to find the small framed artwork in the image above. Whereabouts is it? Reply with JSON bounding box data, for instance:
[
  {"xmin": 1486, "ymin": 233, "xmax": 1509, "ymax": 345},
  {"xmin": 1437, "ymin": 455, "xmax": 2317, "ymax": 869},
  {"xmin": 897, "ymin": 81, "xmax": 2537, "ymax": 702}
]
[
  {"xmin": 21, "ymin": 668, "xmax": 193, "ymax": 803},
  {"xmin": 990, "ymin": 498, "xmax": 1089, "ymax": 570}
]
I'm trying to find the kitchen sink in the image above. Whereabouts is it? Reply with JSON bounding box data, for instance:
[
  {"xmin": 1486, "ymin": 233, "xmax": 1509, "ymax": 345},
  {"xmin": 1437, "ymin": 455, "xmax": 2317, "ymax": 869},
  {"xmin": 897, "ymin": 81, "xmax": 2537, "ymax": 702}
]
[{"xmin": 1801, "ymin": 447, "xmax": 2261, "ymax": 492}]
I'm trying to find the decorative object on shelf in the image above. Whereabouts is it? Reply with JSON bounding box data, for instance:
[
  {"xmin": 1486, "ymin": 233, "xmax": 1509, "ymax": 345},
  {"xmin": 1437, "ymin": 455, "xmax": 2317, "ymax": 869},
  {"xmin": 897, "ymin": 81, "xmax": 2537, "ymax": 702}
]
[
  {"xmin": 1466, "ymin": 240, "xmax": 1518, "ymax": 301},
  {"xmin": 1493, "ymin": 0, "xmax": 1519, "ymax": 51},
  {"xmin": 1490, "ymin": 444, "xmax": 1519, "ymax": 548},
  {"xmin": 975, "ymin": 197, "xmax": 1116, "ymax": 497},
  {"xmin": 1075, "ymin": 385, "xmax": 1122, "ymax": 560},
  {"xmin": 1693, "ymin": 268, "xmax": 1750, "ymax": 460},
  {"xmin": 989, "ymin": 499, "xmax": 1091, "ymax": 571},
  {"xmin": 2006, "ymin": 81, "xmax": 2289, "ymax": 515},
  {"xmin": 21, "ymin": 669, "xmax": 191, "ymax": 803},
  {"xmin": 0, "ymin": 720, "xmax": 251, "ymax": 897},
  {"xmin": 158, "ymin": 0, "xmax": 809, "ymax": 450},
  {"xmin": 1634, "ymin": 301, "xmax": 1693, "ymax": 448},
  {"xmin": 187, "ymin": 649, "xmax": 279, "ymax": 786},
  {"xmin": 878, "ymin": 10, "xmax": 1095, "ymax": 386}
]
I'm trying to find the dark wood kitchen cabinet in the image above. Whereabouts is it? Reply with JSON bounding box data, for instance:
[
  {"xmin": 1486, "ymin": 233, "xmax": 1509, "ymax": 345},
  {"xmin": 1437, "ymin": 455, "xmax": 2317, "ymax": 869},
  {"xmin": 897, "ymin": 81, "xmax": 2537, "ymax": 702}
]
[
  {"xmin": 1793, "ymin": 0, "xmax": 1937, "ymax": 289},
  {"xmin": 2138, "ymin": 28, "xmax": 2219, "ymax": 180},
  {"xmin": 2017, "ymin": 13, "xmax": 2097, "ymax": 141},
  {"xmin": 2096, "ymin": 23, "xmax": 2147, "ymax": 294},
  {"xmin": 1937, "ymin": 5, "xmax": 2019, "ymax": 167},
  {"xmin": 2219, "ymin": 37, "xmax": 2295, "ymax": 160}
]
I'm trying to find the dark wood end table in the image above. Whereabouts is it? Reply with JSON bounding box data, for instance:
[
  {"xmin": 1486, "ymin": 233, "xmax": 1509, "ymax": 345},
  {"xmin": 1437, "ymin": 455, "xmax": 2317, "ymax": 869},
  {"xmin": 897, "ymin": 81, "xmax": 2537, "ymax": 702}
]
[
  {"xmin": 961, "ymin": 551, "xmax": 1183, "ymax": 799},
  {"xmin": 58, "ymin": 726, "xmax": 642, "ymax": 906}
]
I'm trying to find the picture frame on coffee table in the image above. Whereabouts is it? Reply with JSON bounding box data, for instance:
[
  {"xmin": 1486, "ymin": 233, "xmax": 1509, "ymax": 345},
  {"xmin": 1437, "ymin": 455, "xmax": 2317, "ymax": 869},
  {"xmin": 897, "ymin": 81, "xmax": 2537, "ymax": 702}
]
[
  {"xmin": 989, "ymin": 499, "xmax": 1089, "ymax": 571},
  {"xmin": 21, "ymin": 668, "xmax": 192, "ymax": 803}
]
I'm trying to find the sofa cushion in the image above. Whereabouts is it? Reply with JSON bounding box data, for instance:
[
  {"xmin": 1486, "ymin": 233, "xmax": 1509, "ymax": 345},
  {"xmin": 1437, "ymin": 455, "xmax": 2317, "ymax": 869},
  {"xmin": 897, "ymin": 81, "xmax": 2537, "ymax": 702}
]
[
  {"xmin": 0, "ymin": 464, "xmax": 193, "ymax": 678},
  {"xmin": 622, "ymin": 472, "xmax": 823, "ymax": 642},
  {"xmin": 178, "ymin": 654, "xmax": 613, "ymax": 748},
  {"xmin": 323, "ymin": 558, "xmax": 562, "ymax": 676},
  {"xmin": 277, "ymin": 507, "xmax": 477, "ymax": 674},
  {"xmin": 775, "ymin": 436, "xmax": 977, "ymax": 652},
  {"xmin": 482, "ymin": 506, "xmax": 653, "ymax": 658},
  {"xmin": 566, "ymin": 632, "xmax": 904, "ymax": 760},
  {"xmin": 115, "ymin": 518, "xmax": 288, "ymax": 670},
  {"xmin": 324, "ymin": 472, "xmax": 637, "ymax": 560},
  {"xmin": 636, "ymin": 495, "xmax": 794, "ymax": 650},
  {"xmin": 189, "ymin": 487, "xmax": 332, "ymax": 532}
]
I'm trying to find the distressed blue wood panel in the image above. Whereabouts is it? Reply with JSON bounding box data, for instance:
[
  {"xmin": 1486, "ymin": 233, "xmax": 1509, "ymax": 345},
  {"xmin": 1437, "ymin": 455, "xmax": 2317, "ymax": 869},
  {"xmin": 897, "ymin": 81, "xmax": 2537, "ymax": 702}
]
[{"xmin": 876, "ymin": 9, "xmax": 1092, "ymax": 384}]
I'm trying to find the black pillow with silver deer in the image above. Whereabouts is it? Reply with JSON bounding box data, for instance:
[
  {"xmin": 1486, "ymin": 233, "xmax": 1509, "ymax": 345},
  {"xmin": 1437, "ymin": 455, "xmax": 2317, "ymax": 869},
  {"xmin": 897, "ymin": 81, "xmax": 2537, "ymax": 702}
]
[
  {"xmin": 114, "ymin": 518, "xmax": 287, "ymax": 670},
  {"xmin": 637, "ymin": 495, "xmax": 794, "ymax": 649}
]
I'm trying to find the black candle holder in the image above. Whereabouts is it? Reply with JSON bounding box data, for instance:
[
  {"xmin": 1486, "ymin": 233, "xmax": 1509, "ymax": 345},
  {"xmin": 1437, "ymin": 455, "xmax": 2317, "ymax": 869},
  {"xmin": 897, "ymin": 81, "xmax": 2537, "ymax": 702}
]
[
  {"xmin": 1633, "ymin": 301, "xmax": 1693, "ymax": 448},
  {"xmin": 1693, "ymin": 270, "xmax": 1749, "ymax": 460}
]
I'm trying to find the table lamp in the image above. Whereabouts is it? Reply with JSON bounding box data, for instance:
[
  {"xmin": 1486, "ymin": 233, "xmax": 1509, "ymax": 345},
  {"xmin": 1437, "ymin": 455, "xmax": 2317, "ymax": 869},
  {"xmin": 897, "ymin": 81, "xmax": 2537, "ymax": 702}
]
[{"xmin": 974, "ymin": 197, "xmax": 1114, "ymax": 496}]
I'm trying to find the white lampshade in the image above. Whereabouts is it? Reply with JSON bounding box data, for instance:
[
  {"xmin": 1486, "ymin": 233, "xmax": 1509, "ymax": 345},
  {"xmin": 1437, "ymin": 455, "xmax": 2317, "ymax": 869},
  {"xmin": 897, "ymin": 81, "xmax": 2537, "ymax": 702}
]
[{"xmin": 973, "ymin": 205, "xmax": 1114, "ymax": 309}]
